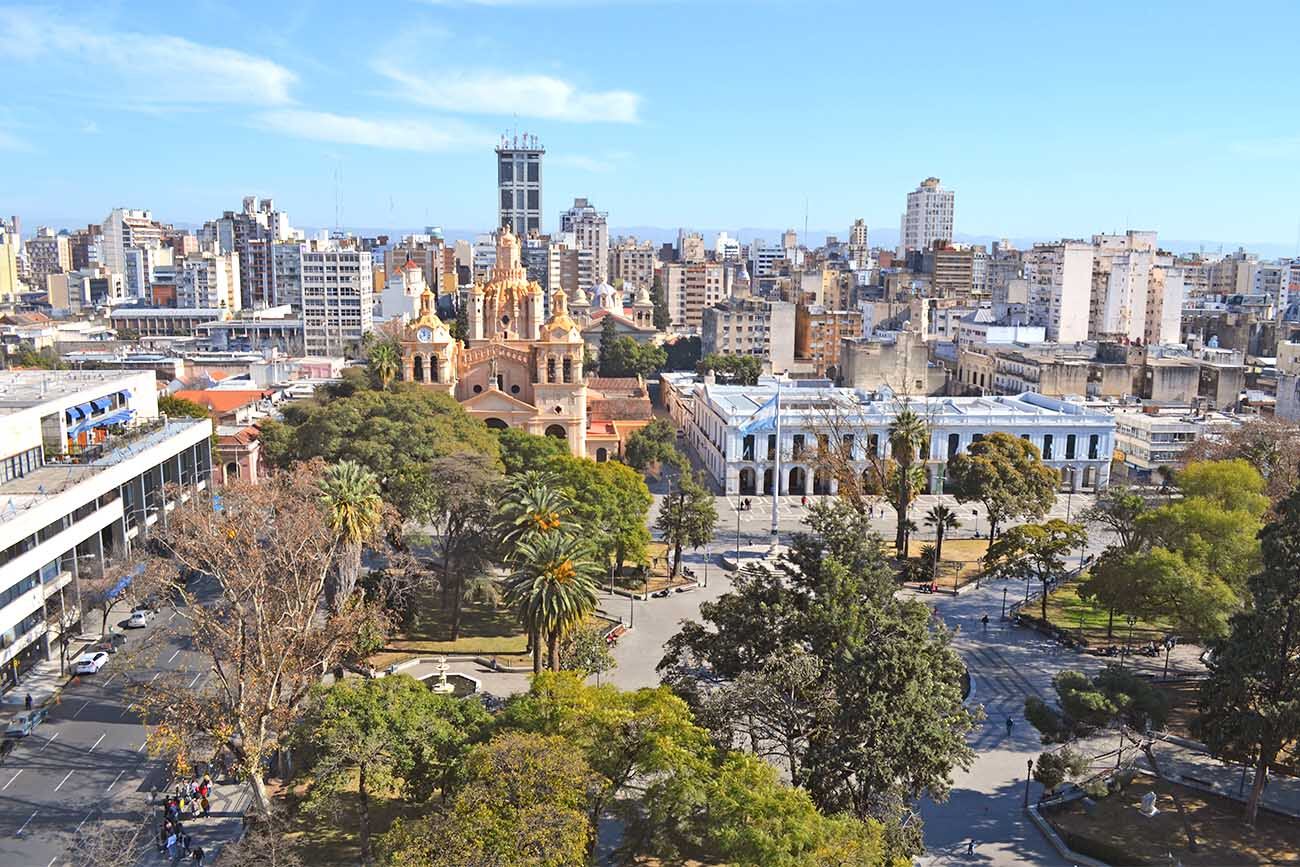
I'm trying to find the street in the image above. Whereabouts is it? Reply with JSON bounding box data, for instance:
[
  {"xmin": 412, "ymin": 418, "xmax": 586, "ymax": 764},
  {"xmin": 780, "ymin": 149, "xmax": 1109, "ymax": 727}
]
[{"xmin": 0, "ymin": 597, "xmax": 230, "ymax": 867}]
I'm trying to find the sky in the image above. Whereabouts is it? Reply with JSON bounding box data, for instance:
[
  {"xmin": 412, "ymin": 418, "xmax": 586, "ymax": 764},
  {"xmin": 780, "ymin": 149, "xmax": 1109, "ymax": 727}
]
[{"xmin": 2, "ymin": 0, "xmax": 1300, "ymax": 250}]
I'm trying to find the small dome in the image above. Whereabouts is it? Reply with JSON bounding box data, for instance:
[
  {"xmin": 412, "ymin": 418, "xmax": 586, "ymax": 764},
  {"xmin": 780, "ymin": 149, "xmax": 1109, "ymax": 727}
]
[
  {"xmin": 635, "ymin": 284, "xmax": 653, "ymax": 305},
  {"xmin": 572, "ymin": 286, "xmax": 590, "ymax": 306}
]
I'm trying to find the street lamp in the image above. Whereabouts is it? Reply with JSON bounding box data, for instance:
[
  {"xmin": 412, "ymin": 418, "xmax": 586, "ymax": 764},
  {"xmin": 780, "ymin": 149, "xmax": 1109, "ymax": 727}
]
[
  {"xmin": 1119, "ymin": 615, "xmax": 1137, "ymax": 671},
  {"xmin": 972, "ymin": 509, "xmax": 980, "ymax": 539},
  {"xmin": 1024, "ymin": 759, "xmax": 1034, "ymax": 807},
  {"xmin": 703, "ymin": 542, "xmax": 710, "ymax": 589},
  {"xmin": 735, "ymin": 500, "xmax": 743, "ymax": 566},
  {"xmin": 1001, "ymin": 586, "xmax": 1008, "ymax": 619}
]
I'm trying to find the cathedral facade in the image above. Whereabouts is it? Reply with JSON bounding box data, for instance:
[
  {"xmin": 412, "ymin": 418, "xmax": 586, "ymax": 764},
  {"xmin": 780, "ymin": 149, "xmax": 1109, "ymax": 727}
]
[{"xmin": 400, "ymin": 228, "xmax": 592, "ymax": 457}]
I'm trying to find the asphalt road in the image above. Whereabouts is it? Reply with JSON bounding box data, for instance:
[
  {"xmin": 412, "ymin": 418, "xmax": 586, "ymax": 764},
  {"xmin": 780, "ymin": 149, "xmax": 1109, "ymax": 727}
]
[{"xmin": 0, "ymin": 602, "xmax": 212, "ymax": 867}]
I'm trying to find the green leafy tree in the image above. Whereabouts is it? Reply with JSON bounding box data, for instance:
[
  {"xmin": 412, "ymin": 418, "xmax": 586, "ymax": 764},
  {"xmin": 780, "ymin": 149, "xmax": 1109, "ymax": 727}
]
[
  {"xmin": 624, "ymin": 418, "xmax": 683, "ymax": 472},
  {"xmin": 418, "ymin": 455, "xmax": 502, "ymax": 640},
  {"xmin": 1032, "ymin": 748, "xmax": 1089, "ymax": 793},
  {"xmin": 495, "ymin": 470, "xmax": 578, "ymax": 549},
  {"xmin": 1080, "ymin": 547, "xmax": 1236, "ymax": 642},
  {"xmin": 1183, "ymin": 417, "xmax": 1300, "ymax": 504},
  {"xmin": 504, "ymin": 531, "xmax": 601, "ymax": 673},
  {"xmin": 651, "ymin": 272, "xmax": 670, "ymax": 330},
  {"xmin": 271, "ymin": 385, "xmax": 501, "ymax": 518},
  {"xmin": 558, "ymin": 623, "xmax": 617, "ymax": 677},
  {"xmin": 1198, "ymin": 485, "xmax": 1300, "ymax": 827},
  {"xmin": 655, "ymin": 475, "xmax": 718, "ymax": 577},
  {"xmin": 495, "ymin": 427, "xmax": 569, "ymax": 476},
  {"xmin": 158, "ymin": 394, "xmax": 211, "ymax": 420},
  {"xmin": 296, "ymin": 676, "xmax": 490, "ymax": 862},
  {"xmin": 379, "ymin": 731, "xmax": 593, "ymax": 867},
  {"xmin": 985, "ymin": 519, "xmax": 1087, "ymax": 622},
  {"xmin": 596, "ymin": 314, "xmax": 619, "ymax": 372},
  {"xmin": 319, "ymin": 460, "xmax": 384, "ymax": 611},
  {"xmin": 664, "ymin": 335, "xmax": 702, "ymax": 371},
  {"xmin": 923, "ymin": 504, "xmax": 960, "ymax": 584},
  {"xmin": 1026, "ymin": 665, "xmax": 1169, "ymax": 743},
  {"xmin": 11, "ymin": 346, "xmax": 65, "ymax": 369},
  {"xmin": 946, "ymin": 431, "xmax": 1057, "ymax": 543},
  {"xmin": 886, "ymin": 408, "xmax": 929, "ymax": 553},
  {"xmin": 1082, "ymin": 485, "xmax": 1150, "ymax": 555},
  {"xmin": 368, "ymin": 340, "xmax": 401, "ymax": 389},
  {"xmin": 698, "ymin": 352, "xmax": 762, "ymax": 385}
]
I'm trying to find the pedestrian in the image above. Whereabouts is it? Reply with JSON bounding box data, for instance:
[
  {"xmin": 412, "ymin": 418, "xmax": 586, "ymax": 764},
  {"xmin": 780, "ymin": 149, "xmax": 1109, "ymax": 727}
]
[
  {"xmin": 200, "ymin": 795, "xmax": 210, "ymax": 817},
  {"xmin": 24, "ymin": 693, "xmax": 32, "ymax": 711},
  {"xmin": 967, "ymin": 839, "xmax": 976, "ymax": 856},
  {"xmin": 981, "ymin": 614, "xmax": 989, "ymax": 628},
  {"xmin": 1006, "ymin": 716, "xmax": 1014, "ymax": 737},
  {"xmin": 191, "ymin": 846, "xmax": 204, "ymax": 865}
]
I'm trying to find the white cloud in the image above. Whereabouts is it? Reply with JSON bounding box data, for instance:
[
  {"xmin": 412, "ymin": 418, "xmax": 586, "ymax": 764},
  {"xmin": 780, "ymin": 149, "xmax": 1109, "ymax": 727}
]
[
  {"xmin": 376, "ymin": 62, "xmax": 641, "ymax": 124},
  {"xmin": 0, "ymin": 7, "xmax": 296, "ymax": 106},
  {"xmin": 252, "ymin": 110, "xmax": 495, "ymax": 152}
]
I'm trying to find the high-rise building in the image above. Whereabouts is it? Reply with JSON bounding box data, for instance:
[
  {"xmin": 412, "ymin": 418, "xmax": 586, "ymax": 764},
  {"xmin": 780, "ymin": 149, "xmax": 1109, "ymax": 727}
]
[
  {"xmin": 0, "ymin": 218, "xmax": 22, "ymax": 304},
  {"xmin": 25, "ymin": 227, "xmax": 71, "ymax": 285},
  {"xmin": 609, "ymin": 236, "xmax": 658, "ymax": 291},
  {"xmin": 848, "ymin": 219, "xmax": 869, "ymax": 265},
  {"xmin": 300, "ymin": 242, "xmax": 374, "ymax": 355},
  {"xmin": 1022, "ymin": 241, "xmax": 1094, "ymax": 343},
  {"xmin": 1092, "ymin": 232, "xmax": 1157, "ymax": 343},
  {"xmin": 664, "ymin": 260, "xmax": 726, "ymax": 329},
  {"xmin": 678, "ymin": 231, "xmax": 706, "ymax": 265},
  {"xmin": 1144, "ymin": 263, "xmax": 1185, "ymax": 346},
  {"xmin": 177, "ymin": 250, "xmax": 242, "ymax": 312},
  {"xmin": 900, "ymin": 177, "xmax": 954, "ymax": 254},
  {"xmin": 559, "ymin": 197, "xmax": 609, "ymax": 285},
  {"xmin": 701, "ymin": 296, "xmax": 797, "ymax": 373},
  {"xmin": 715, "ymin": 231, "xmax": 741, "ymax": 262},
  {"xmin": 101, "ymin": 208, "xmax": 164, "ymax": 299},
  {"xmin": 201, "ymin": 197, "xmax": 296, "ymax": 309},
  {"xmin": 496, "ymin": 135, "xmax": 544, "ymax": 237}
]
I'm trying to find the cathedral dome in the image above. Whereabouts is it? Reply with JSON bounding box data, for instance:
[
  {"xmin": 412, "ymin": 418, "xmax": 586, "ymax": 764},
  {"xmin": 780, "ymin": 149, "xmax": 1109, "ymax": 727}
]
[{"xmin": 591, "ymin": 280, "xmax": 623, "ymax": 314}]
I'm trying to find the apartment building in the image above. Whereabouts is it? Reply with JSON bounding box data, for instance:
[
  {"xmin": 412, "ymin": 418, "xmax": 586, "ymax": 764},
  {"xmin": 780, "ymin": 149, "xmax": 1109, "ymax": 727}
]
[
  {"xmin": 0, "ymin": 370, "xmax": 212, "ymax": 690},
  {"xmin": 900, "ymin": 177, "xmax": 954, "ymax": 254},
  {"xmin": 559, "ymin": 198, "xmax": 609, "ymax": 284},
  {"xmin": 609, "ymin": 236, "xmax": 658, "ymax": 291},
  {"xmin": 957, "ymin": 343, "xmax": 1090, "ymax": 397},
  {"xmin": 300, "ymin": 244, "xmax": 374, "ymax": 355},
  {"xmin": 25, "ymin": 228, "xmax": 71, "ymax": 284},
  {"xmin": 177, "ymin": 250, "xmax": 242, "ymax": 312},
  {"xmin": 794, "ymin": 305, "xmax": 863, "ymax": 378},
  {"xmin": 700, "ymin": 296, "xmax": 796, "ymax": 373},
  {"xmin": 1022, "ymin": 241, "xmax": 1093, "ymax": 342},
  {"xmin": 664, "ymin": 260, "xmax": 726, "ymax": 330}
]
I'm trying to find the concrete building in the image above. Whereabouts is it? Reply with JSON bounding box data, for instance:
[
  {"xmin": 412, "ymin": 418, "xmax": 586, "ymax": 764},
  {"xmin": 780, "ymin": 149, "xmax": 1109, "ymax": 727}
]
[
  {"xmin": 900, "ymin": 177, "xmax": 954, "ymax": 255},
  {"xmin": 101, "ymin": 209, "xmax": 165, "ymax": 300},
  {"xmin": 678, "ymin": 231, "xmax": 706, "ymax": 265},
  {"xmin": 848, "ymin": 219, "xmax": 869, "ymax": 266},
  {"xmin": 669, "ymin": 377, "xmax": 1114, "ymax": 496},
  {"xmin": 609, "ymin": 236, "xmax": 658, "ymax": 292},
  {"xmin": 1144, "ymin": 264, "xmax": 1186, "ymax": 345},
  {"xmin": 700, "ymin": 296, "xmax": 796, "ymax": 373},
  {"xmin": 0, "ymin": 369, "xmax": 212, "ymax": 690},
  {"xmin": 794, "ymin": 305, "xmax": 863, "ymax": 379},
  {"xmin": 109, "ymin": 307, "xmax": 225, "ymax": 337},
  {"xmin": 300, "ymin": 243, "xmax": 374, "ymax": 355},
  {"xmin": 955, "ymin": 311, "xmax": 1045, "ymax": 348},
  {"xmin": 664, "ymin": 261, "xmax": 726, "ymax": 330},
  {"xmin": 177, "ymin": 250, "xmax": 242, "ymax": 312},
  {"xmin": 1113, "ymin": 412, "xmax": 1199, "ymax": 481},
  {"xmin": 1022, "ymin": 241, "xmax": 1094, "ymax": 342},
  {"xmin": 924, "ymin": 244, "xmax": 976, "ymax": 300},
  {"xmin": 201, "ymin": 197, "xmax": 297, "ymax": 309},
  {"xmin": 559, "ymin": 198, "xmax": 609, "ymax": 285},
  {"xmin": 194, "ymin": 306, "xmax": 304, "ymax": 353},
  {"xmin": 957, "ymin": 344, "xmax": 1090, "ymax": 397},
  {"xmin": 25, "ymin": 228, "xmax": 71, "ymax": 285},
  {"xmin": 496, "ymin": 135, "xmax": 544, "ymax": 236},
  {"xmin": 839, "ymin": 331, "xmax": 945, "ymax": 394},
  {"xmin": 0, "ymin": 219, "xmax": 22, "ymax": 305}
]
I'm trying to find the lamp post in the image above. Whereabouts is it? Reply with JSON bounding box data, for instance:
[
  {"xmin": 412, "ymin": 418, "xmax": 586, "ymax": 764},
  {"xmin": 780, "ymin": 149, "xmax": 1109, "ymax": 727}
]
[
  {"xmin": 703, "ymin": 542, "xmax": 710, "ymax": 589},
  {"xmin": 1024, "ymin": 759, "xmax": 1034, "ymax": 807},
  {"xmin": 972, "ymin": 508, "xmax": 980, "ymax": 539},
  {"xmin": 736, "ymin": 500, "xmax": 743, "ymax": 566},
  {"xmin": 1001, "ymin": 586, "xmax": 1008, "ymax": 619},
  {"xmin": 1162, "ymin": 636, "xmax": 1177, "ymax": 679},
  {"xmin": 1119, "ymin": 615, "xmax": 1137, "ymax": 671}
]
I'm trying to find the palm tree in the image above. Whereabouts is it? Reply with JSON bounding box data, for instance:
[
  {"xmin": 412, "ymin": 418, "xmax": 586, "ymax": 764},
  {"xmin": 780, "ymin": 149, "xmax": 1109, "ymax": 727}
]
[
  {"xmin": 924, "ymin": 504, "xmax": 962, "ymax": 585},
  {"xmin": 888, "ymin": 407, "xmax": 930, "ymax": 554},
  {"xmin": 504, "ymin": 531, "xmax": 601, "ymax": 673},
  {"xmin": 319, "ymin": 460, "xmax": 384, "ymax": 610},
  {"xmin": 495, "ymin": 471, "xmax": 576, "ymax": 552},
  {"xmin": 369, "ymin": 341, "xmax": 400, "ymax": 389}
]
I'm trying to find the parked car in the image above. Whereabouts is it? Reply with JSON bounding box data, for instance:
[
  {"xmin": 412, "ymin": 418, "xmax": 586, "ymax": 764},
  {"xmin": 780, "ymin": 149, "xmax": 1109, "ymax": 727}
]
[
  {"xmin": 4, "ymin": 708, "xmax": 49, "ymax": 738},
  {"xmin": 92, "ymin": 633, "xmax": 128, "ymax": 654},
  {"xmin": 126, "ymin": 609, "xmax": 154, "ymax": 629},
  {"xmin": 72, "ymin": 651, "xmax": 110, "ymax": 674}
]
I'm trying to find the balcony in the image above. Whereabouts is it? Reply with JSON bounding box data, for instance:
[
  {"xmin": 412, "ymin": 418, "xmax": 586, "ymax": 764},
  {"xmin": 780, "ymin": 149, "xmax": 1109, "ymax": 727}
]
[{"xmin": 46, "ymin": 417, "xmax": 170, "ymax": 466}]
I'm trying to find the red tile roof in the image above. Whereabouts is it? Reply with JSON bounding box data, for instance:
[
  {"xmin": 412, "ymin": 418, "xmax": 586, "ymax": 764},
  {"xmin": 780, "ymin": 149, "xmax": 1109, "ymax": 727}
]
[{"xmin": 173, "ymin": 389, "xmax": 268, "ymax": 414}]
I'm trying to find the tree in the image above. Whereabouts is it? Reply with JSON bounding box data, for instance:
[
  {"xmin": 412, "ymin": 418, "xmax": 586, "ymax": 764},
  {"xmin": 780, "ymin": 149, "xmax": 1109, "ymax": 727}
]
[
  {"xmin": 158, "ymin": 394, "xmax": 211, "ymax": 420},
  {"xmin": 1032, "ymin": 748, "xmax": 1089, "ymax": 794},
  {"xmin": 379, "ymin": 731, "xmax": 594, "ymax": 867},
  {"xmin": 79, "ymin": 548, "xmax": 152, "ymax": 639},
  {"xmin": 368, "ymin": 340, "xmax": 401, "ymax": 390},
  {"xmin": 698, "ymin": 353, "xmax": 762, "ymax": 385},
  {"xmin": 269, "ymin": 385, "xmax": 501, "ymax": 519},
  {"xmin": 664, "ymin": 335, "xmax": 702, "ymax": 371},
  {"xmin": 137, "ymin": 466, "xmax": 390, "ymax": 816},
  {"xmin": 1173, "ymin": 458, "xmax": 1269, "ymax": 515},
  {"xmin": 1198, "ymin": 485, "xmax": 1300, "ymax": 826},
  {"xmin": 495, "ymin": 469, "xmax": 577, "ymax": 550},
  {"xmin": 599, "ymin": 335, "xmax": 666, "ymax": 379},
  {"xmin": 504, "ymin": 531, "xmax": 601, "ymax": 673},
  {"xmin": 1183, "ymin": 417, "xmax": 1300, "ymax": 504},
  {"xmin": 319, "ymin": 460, "xmax": 384, "ymax": 611},
  {"xmin": 1026, "ymin": 665, "xmax": 1169, "ymax": 743},
  {"xmin": 11, "ymin": 346, "xmax": 65, "ymax": 369},
  {"xmin": 418, "ymin": 455, "xmax": 502, "ymax": 640},
  {"xmin": 495, "ymin": 427, "xmax": 569, "ymax": 476},
  {"xmin": 559, "ymin": 623, "xmax": 617, "ymax": 678},
  {"xmin": 655, "ymin": 475, "xmax": 718, "ymax": 577},
  {"xmin": 923, "ymin": 504, "xmax": 960, "ymax": 584},
  {"xmin": 560, "ymin": 458, "xmax": 653, "ymax": 576},
  {"xmin": 886, "ymin": 407, "xmax": 929, "ymax": 553},
  {"xmin": 984, "ymin": 519, "xmax": 1087, "ymax": 622},
  {"xmin": 1082, "ymin": 485, "xmax": 1149, "ymax": 555},
  {"xmin": 651, "ymin": 271, "xmax": 670, "ymax": 330},
  {"xmin": 295, "ymin": 676, "xmax": 491, "ymax": 863},
  {"xmin": 624, "ymin": 418, "xmax": 683, "ymax": 473},
  {"xmin": 946, "ymin": 431, "xmax": 1057, "ymax": 543},
  {"xmin": 1079, "ymin": 547, "xmax": 1236, "ymax": 642}
]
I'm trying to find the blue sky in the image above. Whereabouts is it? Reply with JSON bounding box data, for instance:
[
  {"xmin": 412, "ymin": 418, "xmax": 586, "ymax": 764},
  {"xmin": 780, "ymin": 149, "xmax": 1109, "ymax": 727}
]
[{"xmin": 2, "ymin": 0, "xmax": 1299, "ymax": 248}]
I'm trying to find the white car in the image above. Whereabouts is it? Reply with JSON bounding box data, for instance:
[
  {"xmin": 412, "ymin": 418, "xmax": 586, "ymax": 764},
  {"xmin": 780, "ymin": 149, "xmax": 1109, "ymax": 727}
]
[
  {"xmin": 72, "ymin": 651, "xmax": 109, "ymax": 674},
  {"xmin": 126, "ymin": 609, "xmax": 154, "ymax": 629}
]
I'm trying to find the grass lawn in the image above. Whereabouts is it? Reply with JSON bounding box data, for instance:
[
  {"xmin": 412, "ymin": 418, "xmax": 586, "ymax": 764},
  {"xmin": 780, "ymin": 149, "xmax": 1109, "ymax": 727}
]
[
  {"xmin": 1046, "ymin": 774, "xmax": 1300, "ymax": 864},
  {"xmin": 278, "ymin": 778, "xmax": 432, "ymax": 866},
  {"xmin": 370, "ymin": 586, "xmax": 529, "ymax": 668},
  {"xmin": 612, "ymin": 540, "xmax": 696, "ymax": 593},
  {"xmin": 900, "ymin": 537, "xmax": 991, "ymax": 590},
  {"xmin": 1041, "ymin": 582, "xmax": 1171, "ymax": 646}
]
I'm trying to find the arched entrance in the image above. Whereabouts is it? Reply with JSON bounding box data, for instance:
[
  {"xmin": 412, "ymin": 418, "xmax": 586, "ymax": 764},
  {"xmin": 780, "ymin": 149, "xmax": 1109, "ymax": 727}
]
[
  {"xmin": 224, "ymin": 461, "xmax": 238, "ymax": 481},
  {"xmin": 788, "ymin": 467, "xmax": 807, "ymax": 495},
  {"xmin": 484, "ymin": 417, "xmax": 509, "ymax": 431},
  {"xmin": 812, "ymin": 469, "xmax": 831, "ymax": 495},
  {"xmin": 595, "ymin": 447, "xmax": 608, "ymax": 463},
  {"xmin": 763, "ymin": 468, "xmax": 774, "ymax": 495},
  {"xmin": 738, "ymin": 468, "xmax": 756, "ymax": 495},
  {"xmin": 545, "ymin": 424, "xmax": 566, "ymax": 439},
  {"xmin": 1083, "ymin": 466, "xmax": 1096, "ymax": 489},
  {"xmin": 413, "ymin": 355, "xmax": 424, "ymax": 382}
]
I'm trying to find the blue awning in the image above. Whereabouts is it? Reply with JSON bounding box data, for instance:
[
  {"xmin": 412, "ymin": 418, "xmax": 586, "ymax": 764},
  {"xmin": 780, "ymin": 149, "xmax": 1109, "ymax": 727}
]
[
  {"xmin": 90, "ymin": 397, "xmax": 112, "ymax": 412},
  {"xmin": 74, "ymin": 402, "xmax": 93, "ymax": 418},
  {"xmin": 116, "ymin": 389, "xmax": 132, "ymax": 401},
  {"xmin": 107, "ymin": 564, "xmax": 146, "ymax": 601},
  {"xmin": 65, "ymin": 405, "xmax": 84, "ymax": 423},
  {"xmin": 69, "ymin": 408, "xmax": 135, "ymax": 436}
]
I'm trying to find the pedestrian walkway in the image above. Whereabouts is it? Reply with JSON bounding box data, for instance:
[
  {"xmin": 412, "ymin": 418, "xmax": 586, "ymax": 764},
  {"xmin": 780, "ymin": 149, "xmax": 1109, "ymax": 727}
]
[
  {"xmin": 1141, "ymin": 735, "xmax": 1300, "ymax": 818},
  {"xmin": 0, "ymin": 641, "xmax": 90, "ymax": 708},
  {"xmin": 143, "ymin": 779, "xmax": 253, "ymax": 865}
]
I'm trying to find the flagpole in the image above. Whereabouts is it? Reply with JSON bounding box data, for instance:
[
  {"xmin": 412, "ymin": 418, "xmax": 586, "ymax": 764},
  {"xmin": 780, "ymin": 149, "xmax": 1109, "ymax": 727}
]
[{"xmin": 771, "ymin": 379, "xmax": 781, "ymax": 541}]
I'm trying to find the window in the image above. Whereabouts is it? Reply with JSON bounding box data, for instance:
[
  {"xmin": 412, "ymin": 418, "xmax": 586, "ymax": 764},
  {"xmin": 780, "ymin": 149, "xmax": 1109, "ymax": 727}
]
[
  {"xmin": 1066, "ymin": 434, "xmax": 1076, "ymax": 460},
  {"xmin": 499, "ymin": 161, "xmax": 513, "ymax": 182},
  {"xmin": 562, "ymin": 358, "xmax": 573, "ymax": 383},
  {"xmin": 1043, "ymin": 434, "xmax": 1054, "ymax": 460},
  {"xmin": 767, "ymin": 434, "xmax": 777, "ymax": 461},
  {"xmin": 742, "ymin": 435, "xmax": 755, "ymax": 462},
  {"xmin": 948, "ymin": 433, "xmax": 960, "ymax": 457},
  {"xmin": 868, "ymin": 433, "xmax": 880, "ymax": 456},
  {"xmin": 1088, "ymin": 434, "xmax": 1100, "ymax": 460},
  {"xmin": 792, "ymin": 434, "xmax": 805, "ymax": 459}
]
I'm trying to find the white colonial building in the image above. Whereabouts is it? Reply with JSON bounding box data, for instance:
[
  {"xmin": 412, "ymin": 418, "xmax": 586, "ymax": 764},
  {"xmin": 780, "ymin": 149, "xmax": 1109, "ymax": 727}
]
[
  {"xmin": 0, "ymin": 370, "xmax": 212, "ymax": 692},
  {"xmin": 663, "ymin": 375, "xmax": 1115, "ymax": 496}
]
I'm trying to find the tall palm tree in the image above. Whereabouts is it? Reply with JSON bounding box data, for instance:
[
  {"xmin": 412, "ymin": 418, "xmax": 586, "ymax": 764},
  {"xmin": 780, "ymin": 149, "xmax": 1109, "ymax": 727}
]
[
  {"xmin": 495, "ymin": 471, "xmax": 576, "ymax": 552},
  {"xmin": 504, "ymin": 531, "xmax": 601, "ymax": 674},
  {"xmin": 369, "ymin": 341, "xmax": 400, "ymax": 389},
  {"xmin": 924, "ymin": 504, "xmax": 961, "ymax": 585},
  {"xmin": 319, "ymin": 460, "xmax": 384, "ymax": 610},
  {"xmin": 888, "ymin": 407, "xmax": 930, "ymax": 554}
]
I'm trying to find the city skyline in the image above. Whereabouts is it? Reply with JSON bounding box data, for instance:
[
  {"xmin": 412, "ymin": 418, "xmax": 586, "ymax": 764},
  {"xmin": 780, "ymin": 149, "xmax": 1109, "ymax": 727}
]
[{"xmin": 3, "ymin": 1, "xmax": 1300, "ymax": 246}]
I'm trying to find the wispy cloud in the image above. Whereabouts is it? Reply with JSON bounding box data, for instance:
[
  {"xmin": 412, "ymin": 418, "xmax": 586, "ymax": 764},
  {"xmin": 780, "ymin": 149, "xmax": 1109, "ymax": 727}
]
[
  {"xmin": 0, "ymin": 7, "xmax": 296, "ymax": 107},
  {"xmin": 376, "ymin": 62, "xmax": 641, "ymax": 124},
  {"xmin": 252, "ymin": 110, "xmax": 495, "ymax": 152}
]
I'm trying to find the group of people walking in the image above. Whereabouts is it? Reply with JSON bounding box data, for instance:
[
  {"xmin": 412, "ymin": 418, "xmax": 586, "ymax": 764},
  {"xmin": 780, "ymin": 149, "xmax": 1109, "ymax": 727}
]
[{"xmin": 158, "ymin": 774, "xmax": 213, "ymax": 864}]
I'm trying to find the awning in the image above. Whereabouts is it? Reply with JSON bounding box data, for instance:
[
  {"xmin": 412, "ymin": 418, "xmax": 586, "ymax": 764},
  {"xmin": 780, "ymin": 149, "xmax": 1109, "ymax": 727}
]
[
  {"xmin": 65, "ymin": 405, "xmax": 84, "ymax": 423},
  {"xmin": 90, "ymin": 397, "xmax": 113, "ymax": 412},
  {"xmin": 74, "ymin": 402, "xmax": 93, "ymax": 418},
  {"xmin": 69, "ymin": 408, "xmax": 135, "ymax": 436},
  {"xmin": 116, "ymin": 389, "xmax": 132, "ymax": 401}
]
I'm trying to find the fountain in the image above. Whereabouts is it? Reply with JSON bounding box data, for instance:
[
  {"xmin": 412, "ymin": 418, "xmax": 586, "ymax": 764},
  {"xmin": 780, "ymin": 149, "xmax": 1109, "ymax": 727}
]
[{"xmin": 429, "ymin": 656, "xmax": 456, "ymax": 694}]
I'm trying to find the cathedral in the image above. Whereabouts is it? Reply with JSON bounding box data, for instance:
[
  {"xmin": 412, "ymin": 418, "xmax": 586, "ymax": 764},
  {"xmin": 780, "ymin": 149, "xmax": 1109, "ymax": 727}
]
[{"xmin": 400, "ymin": 228, "xmax": 650, "ymax": 460}]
